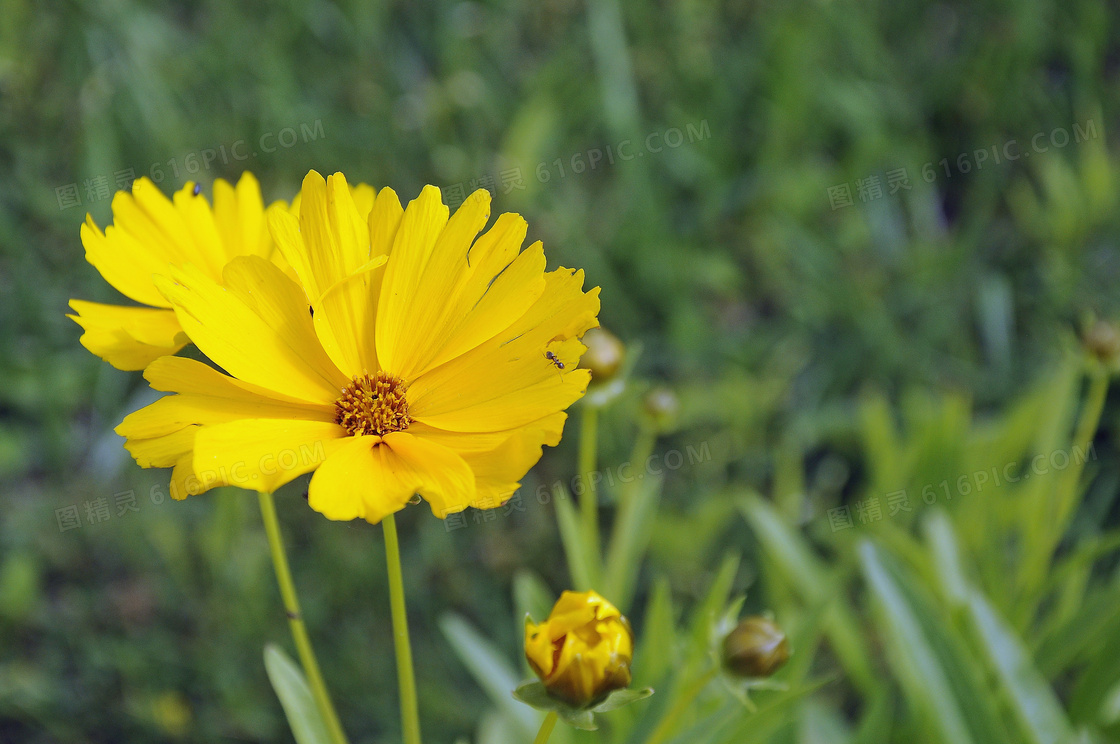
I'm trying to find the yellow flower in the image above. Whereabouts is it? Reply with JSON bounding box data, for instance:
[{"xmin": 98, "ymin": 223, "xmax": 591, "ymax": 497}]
[
  {"xmin": 67, "ymin": 173, "xmax": 376, "ymax": 370},
  {"xmin": 116, "ymin": 170, "xmax": 600, "ymax": 523},
  {"xmin": 525, "ymin": 590, "xmax": 633, "ymax": 708}
]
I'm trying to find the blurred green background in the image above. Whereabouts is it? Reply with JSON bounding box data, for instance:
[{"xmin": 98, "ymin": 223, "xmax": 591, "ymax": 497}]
[{"xmin": 3, "ymin": 0, "xmax": 1120, "ymax": 742}]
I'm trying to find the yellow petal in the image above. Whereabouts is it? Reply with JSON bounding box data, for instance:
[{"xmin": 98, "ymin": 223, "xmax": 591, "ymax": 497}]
[
  {"xmin": 312, "ymin": 256, "xmax": 387, "ymax": 376},
  {"xmin": 117, "ymin": 357, "xmax": 337, "ymax": 497},
  {"xmin": 169, "ymin": 451, "xmax": 199, "ymax": 500},
  {"xmin": 172, "ymin": 183, "xmax": 226, "ymax": 277},
  {"xmin": 376, "ymin": 189, "xmax": 492, "ymax": 377},
  {"xmin": 415, "ymin": 224, "xmax": 547, "ymax": 376},
  {"xmin": 411, "ymin": 211, "xmax": 552, "ymax": 379},
  {"xmin": 372, "ymin": 192, "xmax": 553, "ymax": 380},
  {"xmin": 156, "ymin": 258, "xmax": 348, "ymax": 403},
  {"xmin": 212, "ymin": 172, "xmax": 271, "ymax": 263},
  {"xmin": 408, "ymin": 268, "xmax": 600, "ymax": 431},
  {"xmin": 67, "ymin": 300, "xmax": 188, "ymax": 371},
  {"xmin": 368, "ymin": 187, "xmax": 404, "ymax": 259},
  {"xmin": 117, "ymin": 384, "xmax": 331, "ymax": 442},
  {"xmin": 80, "ymin": 213, "xmax": 174, "ymax": 308},
  {"xmin": 525, "ymin": 619, "xmax": 556, "ymax": 676},
  {"xmin": 106, "ymin": 179, "xmax": 196, "ymax": 265},
  {"xmin": 141, "ymin": 356, "xmax": 331, "ymax": 409},
  {"xmin": 270, "ymin": 175, "xmax": 384, "ymax": 376},
  {"xmin": 375, "ymin": 185, "xmax": 449, "ymax": 373},
  {"xmin": 285, "ymin": 171, "xmax": 371, "ymax": 302},
  {"xmin": 410, "ymin": 412, "xmax": 567, "ymax": 506},
  {"xmin": 307, "ymin": 431, "xmax": 475, "ymax": 523},
  {"xmin": 305, "ymin": 435, "xmax": 395, "ymax": 522},
  {"xmin": 123, "ymin": 426, "xmax": 196, "ymax": 469},
  {"xmin": 192, "ymin": 419, "xmax": 349, "ymax": 493}
]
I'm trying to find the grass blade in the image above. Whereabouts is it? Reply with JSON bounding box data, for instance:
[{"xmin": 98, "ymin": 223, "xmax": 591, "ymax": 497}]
[{"xmin": 262, "ymin": 644, "xmax": 332, "ymax": 744}]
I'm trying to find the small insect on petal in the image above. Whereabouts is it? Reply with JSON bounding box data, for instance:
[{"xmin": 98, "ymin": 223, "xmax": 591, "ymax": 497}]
[{"xmin": 192, "ymin": 183, "xmax": 202, "ymax": 196}]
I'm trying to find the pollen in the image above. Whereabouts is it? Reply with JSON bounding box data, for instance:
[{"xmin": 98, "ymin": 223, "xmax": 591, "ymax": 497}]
[{"xmin": 335, "ymin": 372, "xmax": 413, "ymax": 437}]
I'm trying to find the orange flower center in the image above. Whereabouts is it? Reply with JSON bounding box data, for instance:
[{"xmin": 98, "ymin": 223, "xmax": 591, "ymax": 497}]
[{"xmin": 335, "ymin": 372, "xmax": 413, "ymax": 437}]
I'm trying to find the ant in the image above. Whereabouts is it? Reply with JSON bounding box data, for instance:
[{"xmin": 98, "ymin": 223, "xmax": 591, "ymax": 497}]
[{"xmin": 545, "ymin": 350, "xmax": 565, "ymax": 370}]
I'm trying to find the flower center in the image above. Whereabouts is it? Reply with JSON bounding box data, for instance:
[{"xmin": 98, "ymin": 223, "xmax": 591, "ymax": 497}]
[{"xmin": 335, "ymin": 372, "xmax": 413, "ymax": 437}]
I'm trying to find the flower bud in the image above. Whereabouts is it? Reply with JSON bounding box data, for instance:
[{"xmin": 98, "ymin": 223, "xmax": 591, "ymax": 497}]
[
  {"xmin": 642, "ymin": 386, "xmax": 680, "ymax": 431},
  {"xmin": 721, "ymin": 616, "xmax": 789, "ymax": 678},
  {"xmin": 579, "ymin": 328, "xmax": 625, "ymax": 384},
  {"xmin": 1084, "ymin": 319, "xmax": 1120, "ymax": 366},
  {"xmin": 525, "ymin": 590, "xmax": 634, "ymax": 708}
]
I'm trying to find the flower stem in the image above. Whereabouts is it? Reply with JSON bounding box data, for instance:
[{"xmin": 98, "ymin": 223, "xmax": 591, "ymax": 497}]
[
  {"xmin": 645, "ymin": 668, "xmax": 718, "ymax": 744},
  {"xmin": 383, "ymin": 513, "xmax": 422, "ymax": 744},
  {"xmin": 578, "ymin": 404, "xmax": 602, "ymax": 577},
  {"xmin": 257, "ymin": 491, "xmax": 349, "ymax": 744},
  {"xmin": 533, "ymin": 711, "xmax": 559, "ymax": 744}
]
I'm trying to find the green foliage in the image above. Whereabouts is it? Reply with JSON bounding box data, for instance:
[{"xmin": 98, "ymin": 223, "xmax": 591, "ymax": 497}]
[
  {"xmin": 263, "ymin": 645, "xmax": 332, "ymax": 744},
  {"xmin": 4, "ymin": 0, "xmax": 1120, "ymax": 741}
]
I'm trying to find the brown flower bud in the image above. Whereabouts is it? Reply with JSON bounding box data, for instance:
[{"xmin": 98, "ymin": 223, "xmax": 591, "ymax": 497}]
[
  {"xmin": 1084, "ymin": 320, "xmax": 1120, "ymax": 366},
  {"xmin": 721, "ymin": 616, "xmax": 789, "ymax": 678}
]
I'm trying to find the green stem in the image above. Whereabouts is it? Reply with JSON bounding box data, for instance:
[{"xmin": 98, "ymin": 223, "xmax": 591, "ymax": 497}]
[
  {"xmin": 603, "ymin": 423, "xmax": 658, "ymax": 607},
  {"xmin": 1060, "ymin": 365, "xmax": 1109, "ymax": 519},
  {"xmin": 532, "ymin": 711, "xmax": 559, "ymax": 744},
  {"xmin": 644, "ymin": 668, "xmax": 717, "ymax": 744},
  {"xmin": 257, "ymin": 492, "xmax": 349, "ymax": 744},
  {"xmin": 578, "ymin": 404, "xmax": 602, "ymax": 579},
  {"xmin": 1048, "ymin": 365, "xmax": 1109, "ymax": 552},
  {"xmin": 383, "ymin": 513, "xmax": 422, "ymax": 744}
]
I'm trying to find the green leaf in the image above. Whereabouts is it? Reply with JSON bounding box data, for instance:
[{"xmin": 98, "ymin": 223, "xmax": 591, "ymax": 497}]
[
  {"xmin": 923, "ymin": 511, "xmax": 969, "ymax": 606},
  {"xmin": 602, "ymin": 469, "xmax": 662, "ymax": 611},
  {"xmin": 859, "ymin": 541, "xmax": 1008, "ymax": 744},
  {"xmin": 925, "ymin": 513, "xmax": 1077, "ymax": 744},
  {"xmin": 634, "ymin": 577, "xmax": 677, "ymax": 688},
  {"xmin": 1069, "ymin": 604, "xmax": 1120, "ymax": 720},
  {"xmin": 554, "ymin": 486, "xmax": 595, "ymax": 590},
  {"xmin": 262, "ymin": 644, "xmax": 332, "ymax": 744},
  {"xmin": 592, "ymin": 687, "xmax": 654, "ymax": 712},
  {"xmin": 687, "ymin": 552, "xmax": 739, "ymax": 658},
  {"xmin": 512, "ymin": 681, "xmax": 600, "ymax": 730},
  {"xmin": 559, "ymin": 708, "xmax": 597, "ymax": 730},
  {"xmin": 440, "ymin": 614, "xmax": 538, "ymax": 736},
  {"xmin": 512, "ymin": 680, "xmax": 558, "ymax": 710},
  {"xmin": 512, "ymin": 681, "xmax": 652, "ymax": 730},
  {"xmin": 850, "ymin": 689, "xmax": 892, "ymax": 744},
  {"xmin": 739, "ymin": 495, "xmax": 876, "ymax": 692},
  {"xmin": 966, "ymin": 590, "xmax": 1076, "ymax": 744}
]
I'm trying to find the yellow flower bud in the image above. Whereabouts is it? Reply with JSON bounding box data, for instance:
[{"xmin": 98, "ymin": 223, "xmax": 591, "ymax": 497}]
[
  {"xmin": 721, "ymin": 616, "xmax": 790, "ymax": 678},
  {"xmin": 525, "ymin": 590, "xmax": 634, "ymax": 708},
  {"xmin": 579, "ymin": 328, "xmax": 626, "ymax": 384}
]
